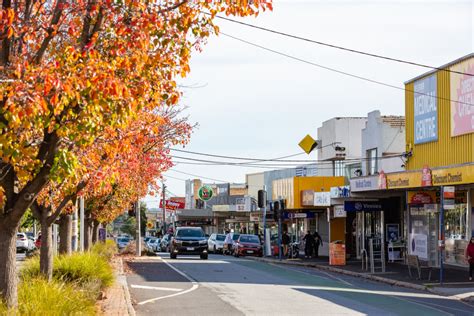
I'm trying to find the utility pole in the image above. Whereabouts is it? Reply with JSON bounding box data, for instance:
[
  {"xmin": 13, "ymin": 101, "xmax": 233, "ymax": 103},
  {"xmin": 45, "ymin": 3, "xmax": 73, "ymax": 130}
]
[
  {"xmin": 79, "ymin": 196, "xmax": 84, "ymax": 252},
  {"xmin": 162, "ymin": 181, "xmax": 166, "ymax": 236},
  {"xmin": 136, "ymin": 200, "xmax": 141, "ymax": 256},
  {"xmin": 262, "ymin": 185, "xmax": 268, "ymax": 256}
]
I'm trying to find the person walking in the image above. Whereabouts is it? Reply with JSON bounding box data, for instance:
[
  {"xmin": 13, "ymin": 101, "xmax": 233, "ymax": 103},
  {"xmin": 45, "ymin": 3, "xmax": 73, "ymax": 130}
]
[
  {"xmin": 303, "ymin": 230, "xmax": 315, "ymax": 258},
  {"xmin": 282, "ymin": 231, "xmax": 290, "ymax": 257},
  {"xmin": 313, "ymin": 231, "xmax": 323, "ymax": 258},
  {"xmin": 466, "ymin": 235, "xmax": 474, "ymax": 281}
]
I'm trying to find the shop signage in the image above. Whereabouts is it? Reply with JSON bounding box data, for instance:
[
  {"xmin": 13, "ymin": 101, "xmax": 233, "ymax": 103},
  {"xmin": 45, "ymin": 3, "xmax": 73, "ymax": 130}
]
[
  {"xmin": 330, "ymin": 186, "xmax": 350, "ymax": 198},
  {"xmin": 350, "ymin": 176, "xmax": 378, "ymax": 192},
  {"xmin": 212, "ymin": 205, "xmax": 230, "ymax": 212},
  {"xmin": 407, "ymin": 191, "xmax": 438, "ymax": 204},
  {"xmin": 450, "ymin": 57, "xmax": 474, "ymax": 137},
  {"xmin": 386, "ymin": 172, "xmax": 421, "ymax": 189},
  {"xmin": 421, "ymin": 165, "xmax": 432, "ymax": 187},
  {"xmin": 250, "ymin": 214, "xmax": 260, "ymax": 222},
  {"xmin": 443, "ymin": 186, "xmax": 455, "ymax": 210},
  {"xmin": 301, "ymin": 190, "xmax": 315, "ymax": 206},
  {"xmin": 378, "ymin": 171, "xmax": 387, "ymax": 189},
  {"xmin": 236, "ymin": 204, "xmax": 246, "ymax": 212},
  {"xmin": 198, "ymin": 185, "xmax": 214, "ymax": 201},
  {"xmin": 344, "ymin": 201, "xmax": 383, "ymax": 212},
  {"xmin": 410, "ymin": 233, "xmax": 428, "ymax": 260},
  {"xmin": 314, "ymin": 192, "xmax": 331, "ymax": 206},
  {"xmin": 159, "ymin": 199, "xmax": 185, "ymax": 210},
  {"xmin": 285, "ymin": 211, "xmax": 315, "ymax": 219},
  {"xmin": 333, "ymin": 205, "xmax": 346, "ymax": 218},
  {"xmin": 424, "ymin": 204, "xmax": 439, "ymax": 213},
  {"xmin": 431, "ymin": 165, "xmax": 474, "ymax": 186},
  {"xmin": 414, "ymin": 74, "xmax": 438, "ymax": 144}
]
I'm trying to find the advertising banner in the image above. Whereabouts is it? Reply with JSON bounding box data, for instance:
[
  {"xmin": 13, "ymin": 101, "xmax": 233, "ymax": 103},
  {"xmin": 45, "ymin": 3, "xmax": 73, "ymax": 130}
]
[
  {"xmin": 159, "ymin": 199, "xmax": 185, "ymax": 210},
  {"xmin": 414, "ymin": 74, "xmax": 438, "ymax": 144},
  {"xmin": 314, "ymin": 192, "xmax": 331, "ymax": 206},
  {"xmin": 329, "ymin": 243, "xmax": 346, "ymax": 266},
  {"xmin": 409, "ymin": 233, "xmax": 428, "ymax": 260},
  {"xmin": 350, "ymin": 176, "xmax": 379, "ymax": 192},
  {"xmin": 450, "ymin": 58, "xmax": 474, "ymax": 137}
]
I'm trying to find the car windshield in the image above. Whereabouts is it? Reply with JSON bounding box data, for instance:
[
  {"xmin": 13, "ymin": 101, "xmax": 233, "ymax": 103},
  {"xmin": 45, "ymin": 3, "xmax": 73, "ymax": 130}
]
[
  {"xmin": 240, "ymin": 235, "xmax": 260, "ymax": 243},
  {"xmin": 176, "ymin": 228, "xmax": 204, "ymax": 238},
  {"xmin": 118, "ymin": 238, "xmax": 129, "ymax": 243},
  {"xmin": 216, "ymin": 235, "xmax": 225, "ymax": 241},
  {"xmin": 232, "ymin": 234, "xmax": 240, "ymax": 241}
]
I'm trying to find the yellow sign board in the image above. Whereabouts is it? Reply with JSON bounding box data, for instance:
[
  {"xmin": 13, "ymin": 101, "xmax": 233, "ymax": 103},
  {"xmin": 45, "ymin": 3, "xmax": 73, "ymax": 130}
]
[
  {"xmin": 432, "ymin": 165, "xmax": 474, "ymax": 186},
  {"xmin": 298, "ymin": 134, "xmax": 318, "ymax": 154},
  {"xmin": 386, "ymin": 172, "xmax": 421, "ymax": 189}
]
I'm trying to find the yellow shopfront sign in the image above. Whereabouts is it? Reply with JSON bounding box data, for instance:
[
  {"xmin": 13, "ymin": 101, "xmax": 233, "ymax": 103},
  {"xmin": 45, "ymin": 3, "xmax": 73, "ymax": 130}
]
[
  {"xmin": 431, "ymin": 165, "xmax": 474, "ymax": 186},
  {"xmin": 386, "ymin": 172, "xmax": 421, "ymax": 189}
]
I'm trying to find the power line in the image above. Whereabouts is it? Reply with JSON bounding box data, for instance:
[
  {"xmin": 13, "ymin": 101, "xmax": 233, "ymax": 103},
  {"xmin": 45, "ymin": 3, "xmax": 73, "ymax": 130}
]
[
  {"xmin": 168, "ymin": 169, "xmax": 228, "ymax": 183},
  {"xmin": 211, "ymin": 14, "xmax": 473, "ymax": 77},
  {"xmin": 170, "ymin": 148, "xmax": 307, "ymax": 162},
  {"xmin": 220, "ymin": 32, "xmax": 474, "ymax": 108}
]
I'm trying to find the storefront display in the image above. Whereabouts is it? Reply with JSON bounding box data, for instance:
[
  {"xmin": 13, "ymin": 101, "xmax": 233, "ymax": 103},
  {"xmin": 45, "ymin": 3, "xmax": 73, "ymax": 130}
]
[{"xmin": 444, "ymin": 191, "xmax": 468, "ymax": 266}]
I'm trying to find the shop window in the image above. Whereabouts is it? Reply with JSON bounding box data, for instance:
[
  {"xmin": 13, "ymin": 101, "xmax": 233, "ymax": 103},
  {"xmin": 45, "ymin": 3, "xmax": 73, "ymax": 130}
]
[
  {"xmin": 444, "ymin": 192, "xmax": 468, "ymax": 266},
  {"xmin": 366, "ymin": 148, "xmax": 378, "ymax": 175}
]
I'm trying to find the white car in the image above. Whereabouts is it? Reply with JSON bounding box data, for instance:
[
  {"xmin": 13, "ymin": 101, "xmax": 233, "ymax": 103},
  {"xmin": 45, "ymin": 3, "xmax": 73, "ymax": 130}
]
[
  {"xmin": 147, "ymin": 238, "xmax": 161, "ymax": 252},
  {"xmin": 16, "ymin": 233, "xmax": 32, "ymax": 253},
  {"xmin": 208, "ymin": 233, "xmax": 226, "ymax": 253}
]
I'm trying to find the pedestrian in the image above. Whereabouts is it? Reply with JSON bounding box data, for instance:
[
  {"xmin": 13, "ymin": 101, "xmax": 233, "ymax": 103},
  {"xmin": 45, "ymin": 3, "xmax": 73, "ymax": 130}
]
[
  {"xmin": 465, "ymin": 235, "xmax": 474, "ymax": 281},
  {"xmin": 282, "ymin": 231, "xmax": 290, "ymax": 257},
  {"xmin": 303, "ymin": 230, "xmax": 315, "ymax": 258},
  {"xmin": 313, "ymin": 230, "xmax": 323, "ymax": 258},
  {"xmin": 224, "ymin": 230, "xmax": 233, "ymax": 255}
]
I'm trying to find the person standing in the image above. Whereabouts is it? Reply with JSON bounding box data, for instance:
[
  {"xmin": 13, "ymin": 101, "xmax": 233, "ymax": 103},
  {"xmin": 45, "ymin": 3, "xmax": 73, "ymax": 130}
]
[
  {"xmin": 313, "ymin": 231, "xmax": 323, "ymax": 258},
  {"xmin": 224, "ymin": 231, "xmax": 233, "ymax": 255},
  {"xmin": 282, "ymin": 231, "xmax": 290, "ymax": 257},
  {"xmin": 303, "ymin": 230, "xmax": 315, "ymax": 258},
  {"xmin": 466, "ymin": 236, "xmax": 474, "ymax": 281}
]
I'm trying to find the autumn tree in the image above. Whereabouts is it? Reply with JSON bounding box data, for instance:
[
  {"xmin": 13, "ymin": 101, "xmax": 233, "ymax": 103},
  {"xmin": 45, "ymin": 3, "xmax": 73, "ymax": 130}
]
[{"xmin": 0, "ymin": 0, "xmax": 272, "ymax": 307}]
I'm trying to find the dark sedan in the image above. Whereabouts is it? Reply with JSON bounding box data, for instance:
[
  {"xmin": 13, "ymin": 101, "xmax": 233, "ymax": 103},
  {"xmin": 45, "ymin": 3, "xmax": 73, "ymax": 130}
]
[
  {"xmin": 170, "ymin": 227, "xmax": 208, "ymax": 260},
  {"xmin": 233, "ymin": 234, "xmax": 263, "ymax": 257}
]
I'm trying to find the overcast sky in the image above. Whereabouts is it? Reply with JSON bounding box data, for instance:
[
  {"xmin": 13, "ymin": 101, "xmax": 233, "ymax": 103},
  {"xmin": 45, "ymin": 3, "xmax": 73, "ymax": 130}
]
[{"xmin": 145, "ymin": 0, "xmax": 473, "ymax": 208}]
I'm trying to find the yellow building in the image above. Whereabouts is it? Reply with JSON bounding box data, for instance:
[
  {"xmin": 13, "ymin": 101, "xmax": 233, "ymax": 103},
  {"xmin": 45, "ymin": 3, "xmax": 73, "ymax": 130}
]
[{"xmin": 402, "ymin": 53, "xmax": 474, "ymax": 267}]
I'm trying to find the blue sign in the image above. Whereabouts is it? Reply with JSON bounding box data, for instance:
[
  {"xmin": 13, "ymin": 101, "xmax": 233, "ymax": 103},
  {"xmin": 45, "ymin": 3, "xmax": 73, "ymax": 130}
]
[
  {"xmin": 344, "ymin": 201, "xmax": 383, "ymax": 212},
  {"xmin": 414, "ymin": 74, "xmax": 438, "ymax": 144}
]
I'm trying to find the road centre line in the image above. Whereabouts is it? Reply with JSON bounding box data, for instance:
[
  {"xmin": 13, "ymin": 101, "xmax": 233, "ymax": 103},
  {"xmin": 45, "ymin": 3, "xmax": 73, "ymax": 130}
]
[
  {"xmin": 137, "ymin": 258, "xmax": 199, "ymax": 305},
  {"xmin": 131, "ymin": 284, "xmax": 183, "ymax": 292}
]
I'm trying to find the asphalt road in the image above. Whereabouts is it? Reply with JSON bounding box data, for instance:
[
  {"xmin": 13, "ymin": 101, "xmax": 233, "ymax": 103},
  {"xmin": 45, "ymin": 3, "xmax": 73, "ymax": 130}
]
[{"xmin": 126, "ymin": 253, "xmax": 474, "ymax": 316}]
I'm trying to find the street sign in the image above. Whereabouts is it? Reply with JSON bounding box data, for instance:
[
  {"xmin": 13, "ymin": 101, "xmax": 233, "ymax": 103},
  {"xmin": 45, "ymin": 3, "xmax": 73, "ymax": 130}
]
[
  {"xmin": 298, "ymin": 134, "xmax": 318, "ymax": 154},
  {"xmin": 198, "ymin": 185, "xmax": 214, "ymax": 201}
]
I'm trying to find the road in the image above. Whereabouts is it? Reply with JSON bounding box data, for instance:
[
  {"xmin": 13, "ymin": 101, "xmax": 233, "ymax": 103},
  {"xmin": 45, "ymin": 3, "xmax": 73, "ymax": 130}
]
[{"xmin": 126, "ymin": 253, "xmax": 474, "ymax": 316}]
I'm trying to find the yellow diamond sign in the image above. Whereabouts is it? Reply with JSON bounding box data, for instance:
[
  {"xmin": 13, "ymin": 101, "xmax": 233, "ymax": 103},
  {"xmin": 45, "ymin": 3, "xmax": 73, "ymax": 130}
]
[{"xmin": 299, "ymin": 134, "xmax": 318, "ymax": 154}]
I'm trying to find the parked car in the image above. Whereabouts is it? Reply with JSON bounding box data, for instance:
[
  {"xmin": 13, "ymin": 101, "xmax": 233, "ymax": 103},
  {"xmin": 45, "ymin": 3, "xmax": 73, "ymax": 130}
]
[
  {"xmin": 16, "ymin": 233, "xmax": 33, "ymax": 253},
  {"xmin": 146, "ymin": 237, "xmax": 161, "ymax": 252},
  {"xmin": 169, "ymin": 227, "xmax": 208, "ymax": 260},
  {"xmin": 208, "ymin": 233, "xmax": 225, "ymax": 253},
  {"xmin": 160, "ymin": 234, "xmax": 171, "ymax": 252},
  {"xmin": 117, "ymin": 237, "xmax": 131, "ymax": 249},
  {"xmin": 233, "ymin": 234, "xmax": 263, "ymax": 257}
]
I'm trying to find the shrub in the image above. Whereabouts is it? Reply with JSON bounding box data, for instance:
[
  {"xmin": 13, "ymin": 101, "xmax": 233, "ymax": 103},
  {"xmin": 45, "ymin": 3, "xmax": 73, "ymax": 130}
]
[
  {"xmin": 17, "ymin": 278, "xmax": 96, "ymax": 315},
  {"xmin": 90, "ymin": 240, "xmax": 117, "ymax": 262},
  {"xmin": 21, "ymin": 252, "xmax": 114, "ymax": 292}
]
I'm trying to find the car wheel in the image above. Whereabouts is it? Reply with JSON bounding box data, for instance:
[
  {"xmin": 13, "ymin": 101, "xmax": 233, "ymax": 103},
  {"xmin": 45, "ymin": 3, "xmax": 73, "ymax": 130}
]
[{"xmin": 200, "ymin": 254, "xmax": 208, "ymax": 260}]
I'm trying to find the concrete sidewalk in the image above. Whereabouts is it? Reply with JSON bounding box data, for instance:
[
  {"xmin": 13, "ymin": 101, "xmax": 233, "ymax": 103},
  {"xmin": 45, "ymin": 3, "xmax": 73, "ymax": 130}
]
[
  {"xmin": 99, "ymin": 257, "xmax": 135, "ymax": 316},
  {"xmin": 248, "ymin": 255, "xmax": 474, "ymax": 304}
]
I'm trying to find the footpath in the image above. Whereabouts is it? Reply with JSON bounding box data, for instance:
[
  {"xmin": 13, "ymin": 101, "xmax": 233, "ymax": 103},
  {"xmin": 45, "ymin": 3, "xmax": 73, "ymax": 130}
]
[
  {"xmin": 99, "ymin": 257, "xmax": 135, "ymax": 316},
  {"xmin": 249, "ymin": 255, "xmax": 474, "ymax": 304}
]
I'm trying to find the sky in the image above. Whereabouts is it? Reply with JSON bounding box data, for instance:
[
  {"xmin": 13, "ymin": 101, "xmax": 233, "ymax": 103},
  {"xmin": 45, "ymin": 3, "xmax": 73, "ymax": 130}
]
[{"xmin": 144, "ymin": 0, "xmax": 473, "ymax": 208}]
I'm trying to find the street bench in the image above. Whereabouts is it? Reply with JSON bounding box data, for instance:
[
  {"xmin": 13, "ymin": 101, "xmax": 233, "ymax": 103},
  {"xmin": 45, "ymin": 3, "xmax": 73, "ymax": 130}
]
[{"xmin": 406, "ymin": 254, "xmax": 432, "ymax": 281}]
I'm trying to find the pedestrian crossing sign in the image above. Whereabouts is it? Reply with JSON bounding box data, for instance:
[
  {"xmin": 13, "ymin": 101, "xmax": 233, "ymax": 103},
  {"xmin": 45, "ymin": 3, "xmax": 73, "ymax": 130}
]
[{"xmin": 299, "ymin": 134, "xmax": 318, "ymax": 154}]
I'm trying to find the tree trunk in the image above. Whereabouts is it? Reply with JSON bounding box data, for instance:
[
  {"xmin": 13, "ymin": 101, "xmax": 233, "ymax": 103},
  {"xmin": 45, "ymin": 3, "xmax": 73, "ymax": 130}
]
[
  {"xmin": 58, "ymin": 214, "xmax": 72, "ymax": 255},
  {"xmin": 84, "ymin": 216, "xmax": 93, "ymax": 251},
  {"xmin": 40, "ymin": 214, "xmax": 53, "ymax": 281},
  {"xmin": 0, "ymin": 222, "xmax": 19, "ymax": 307},
  {"xmin": 92, "ymin": 220, "xmax": 100, "ymax": 244}
]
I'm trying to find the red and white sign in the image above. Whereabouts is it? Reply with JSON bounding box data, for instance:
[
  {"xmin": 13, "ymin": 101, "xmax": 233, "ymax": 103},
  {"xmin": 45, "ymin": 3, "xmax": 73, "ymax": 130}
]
[
  {"xmin": 450, "ymin": 58, "xmax": 474, "ymax": 137},
  {"xmin": 421, "ymin": 165, "xmax": 432, "ymax": 187},
  {"xmin": 159, "ymin": 199, "xmax": 185, "ymax": 210},
  {"xmin": 443, "ymin": 186, "xmax": 455, "ymax": 199}
]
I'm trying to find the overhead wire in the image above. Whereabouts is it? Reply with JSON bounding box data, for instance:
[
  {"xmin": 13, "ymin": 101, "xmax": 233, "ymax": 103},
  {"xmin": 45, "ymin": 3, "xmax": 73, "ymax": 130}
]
[
  {"xmin": 210, "ymin": 14, "xmax": 474, "ymax": 77},
  {"xmin": 219, "ymin": 32, "xmax": 474, "ymax": 108}
]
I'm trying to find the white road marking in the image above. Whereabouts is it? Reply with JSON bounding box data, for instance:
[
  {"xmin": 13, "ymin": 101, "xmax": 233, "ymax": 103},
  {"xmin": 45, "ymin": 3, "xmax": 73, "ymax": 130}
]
[
  {"xmin": 131, "ymin": 284, "xmax": 183, "ymax": 292},
  {"xmin": 137, "ymin": 258, "xmax": 199, "ymax": 305}
]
